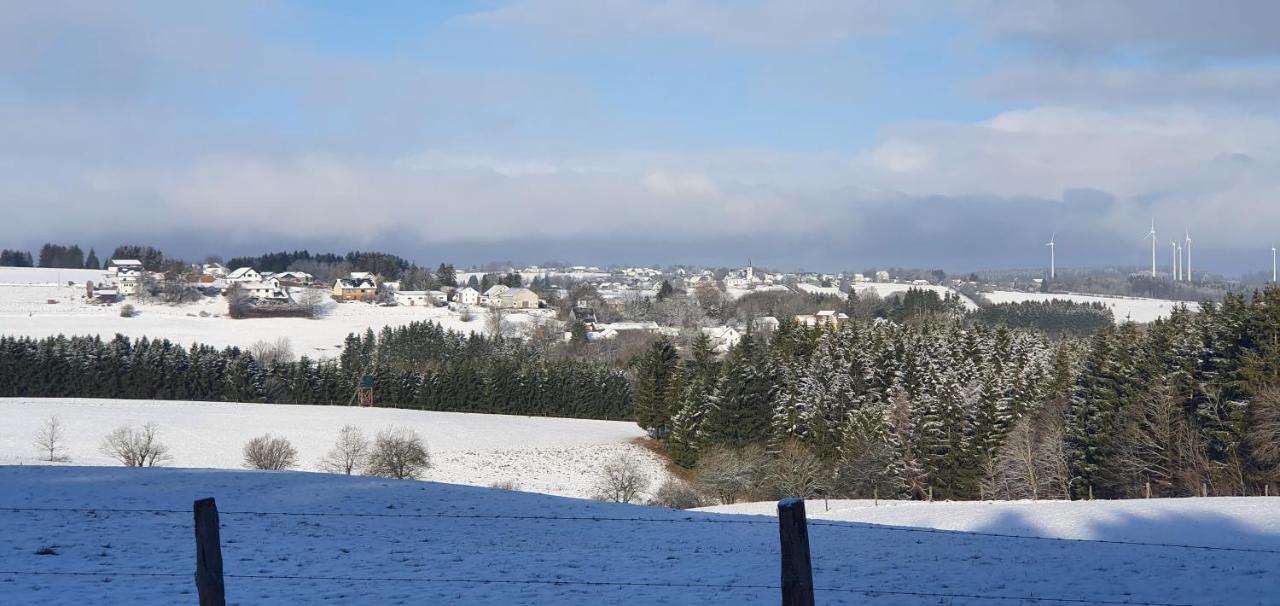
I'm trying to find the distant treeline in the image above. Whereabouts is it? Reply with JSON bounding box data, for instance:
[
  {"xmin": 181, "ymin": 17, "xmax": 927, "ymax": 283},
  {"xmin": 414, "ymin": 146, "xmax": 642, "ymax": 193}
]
[
  {"xmin": 224, "ymin": 249, "xmax": 458, "ymax": 289},
  {"xmin": 0, "ymin": 249, "xmax": 34, "ymax": 267},
  {"xmin": 974, "ymin": 299, "xmax": 1115, "ymax": 337},
  {"xmin": 0, "ymin": 243, "xmax": 173, "ymax": 271},
  {"xmin": 0, "ymin": 321, "xmax": 631, "ymax": 420}
]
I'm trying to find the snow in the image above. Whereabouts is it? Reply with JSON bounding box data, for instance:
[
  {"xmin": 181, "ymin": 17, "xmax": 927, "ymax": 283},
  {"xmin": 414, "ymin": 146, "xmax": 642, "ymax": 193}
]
[
  {"xmin": 854, "ymin": 282, "xmax": 981, "ymax": 311},
  {"xmin": 795, "ymin": 283, "xmax": 845, "ymax": 298},
  {"xmin": 701, "ymin": 498, "xmax": 1280, "ymax": 549},
  {"xmin": 983, "ymin": 290, "xmax": 1198, "ymax": 323},
  {"xmin": 2, "ymin": 468, "xmax": 1277, "ymax": 605},
  {"xmin": 0, "ymin": 267, "xmax": 487, "ymax": 357},
  {"xmin": 0, "ymin": 398, "xmax": 665, "ymax": 500}
]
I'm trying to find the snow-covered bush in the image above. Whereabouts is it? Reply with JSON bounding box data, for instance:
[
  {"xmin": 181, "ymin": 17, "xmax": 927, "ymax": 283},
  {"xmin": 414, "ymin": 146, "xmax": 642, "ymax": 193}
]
[
  {"xmin": 100, "ymin": 422, "xmax": 171, "ymax": 467},
  {"xmin": 365, "ymin": 427, "xmax": 431, "ymax": 480},
  {"xmin": 648, "ymin": 477, "xmax": 708, "ymax": 509},
  {"xmin": 242, "ymin": 434, "xmax": 298, "ymax": 471},
  {"xmin": 119, "ymin": 304, "xmax": 137, "ymax": 318}
]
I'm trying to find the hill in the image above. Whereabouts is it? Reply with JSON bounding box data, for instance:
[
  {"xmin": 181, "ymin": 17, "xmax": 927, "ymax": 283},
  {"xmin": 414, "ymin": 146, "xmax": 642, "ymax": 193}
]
[{"xmin": 0, "ymin": 398, "xmax": 663, "ymax": 499}]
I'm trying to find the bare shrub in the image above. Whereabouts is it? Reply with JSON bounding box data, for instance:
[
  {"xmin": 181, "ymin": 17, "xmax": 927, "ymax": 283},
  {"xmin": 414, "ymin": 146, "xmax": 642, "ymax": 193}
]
[
  {"xmin": 34, "ymin": 415, "xmax": 69, "ymax": 462},
  {"xmin": 489, "ymin": 479, "xmax": 521, "ymax": 491},
  {"xmin": 119, "ymin": 304, "xmax": 137, "ymax": 318},
  {"xmin": 242, "ymin": 434, "xmax": 298, "ymax": 471},
  {"xmin": 319, "ymin": 425, "xmax": 370, "ymax": 475},
  {"xmin": 459, "ymin": 307, "xmax": 474, "ymax": 322},
  {"xmin": 365, "ymin": 427, "xmax": 431, "ymax": 480},
  {"xmin": 648, "ymin": 477, "xmax": 708, "ymax": 509},
  {"xmin": 99, "ymin": 423, "xmax": 171, "ymax": 467},
  {"xmin": 592, "ymin": 453, "xmax": 650, "ymax": 504},
  {"xmin": 693, "ymin": 445, "xmax": 768, "ymax": 505},
  {"xmin": 766, "ymin": 440, "xmax": 828, "ymax": 500},
  {"xmin": 249, "ymin": 337, "xmax": 294, "ymax": 367}
]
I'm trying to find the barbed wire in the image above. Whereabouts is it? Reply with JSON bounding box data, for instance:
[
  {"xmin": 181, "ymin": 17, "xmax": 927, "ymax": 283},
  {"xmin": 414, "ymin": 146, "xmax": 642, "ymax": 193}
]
[
  {"xmin": 3, "ymin": 505, "xmax": 1277, "ymax": 555},
  {"xmin": 0, "ymin": 569, "xmax": 1203, "ymax": 605}
]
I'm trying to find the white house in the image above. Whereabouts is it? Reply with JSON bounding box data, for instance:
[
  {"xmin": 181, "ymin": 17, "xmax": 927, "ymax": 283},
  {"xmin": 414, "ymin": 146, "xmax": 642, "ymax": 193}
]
[
  {"xmin": 107, "ymin": 259, "xmax": 144, "ymax": 275},
  {"xmin": 481, "ymin": 284, "xmax": 510, "ymax": 306},
  {"xmin": 394, "ymin": 291, "xmax": 431, "ymax": 306},
  {"xmin": 453, "ymin": 287, "xmax": 480, "ymax": 306},
  {"xmin": 700, "ymin": 326, "xmax": 742, "ymax": 353},
  {"xmin": 225, "ymin": 267, "xmax": 262, "ymax": 283},
  {"xmin": 497, "ymin": 287, "xmax": 542, "ymax": 310},
  {"xmin": 426, "ymin": 290, "xmax": 449, "ymax": 305},
  {"xmin": 795, "ymin": 310, "xmax": 849, "ymax": 330},
  {"xmin": 201, "ymin": 263, "xmax": 228, "ymax": 277},
  {"xmin": 239, "ymin": 279, "xmax": 291, "ymax": 303}
]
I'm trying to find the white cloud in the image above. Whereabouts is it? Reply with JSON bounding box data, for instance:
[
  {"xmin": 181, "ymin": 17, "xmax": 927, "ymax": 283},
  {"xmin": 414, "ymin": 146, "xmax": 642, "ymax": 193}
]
[
  {"xmin": 642, "ymin": 170, "xmax": 720, "ymax": 198},
  {"xmin": 467, "ymin": 0, "xmax": 910, "ymax": 48}
]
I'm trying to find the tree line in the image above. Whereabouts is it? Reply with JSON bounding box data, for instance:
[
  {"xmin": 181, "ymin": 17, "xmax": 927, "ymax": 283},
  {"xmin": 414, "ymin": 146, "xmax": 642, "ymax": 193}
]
[
  {"xmin": 634, "ymin": 289, "xmax": 1280, "ymax": 501},
  {"xmin": 0, "ymin": 321, "xmax": 630, "ymax": 421}
]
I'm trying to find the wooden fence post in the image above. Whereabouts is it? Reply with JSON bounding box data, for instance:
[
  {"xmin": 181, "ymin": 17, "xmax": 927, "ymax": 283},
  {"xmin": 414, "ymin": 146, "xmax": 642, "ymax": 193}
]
[
  {"xmin": 777, "ymin": 498, "xmax": 815, "ymax": 606},
  {"xmin": 194, "ymin": 498, "xmax": 226, "ymax": 606}
]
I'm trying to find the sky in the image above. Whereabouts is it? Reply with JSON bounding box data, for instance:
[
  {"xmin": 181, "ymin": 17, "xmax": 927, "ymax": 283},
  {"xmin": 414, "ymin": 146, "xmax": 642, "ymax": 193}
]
[{"xmin": 3, "ymin": 0, "xmax": 1280, "ymax": 273}]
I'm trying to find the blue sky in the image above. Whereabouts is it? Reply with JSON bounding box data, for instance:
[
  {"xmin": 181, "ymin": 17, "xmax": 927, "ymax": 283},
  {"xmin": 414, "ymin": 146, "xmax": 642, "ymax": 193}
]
[{"xmin": 3, "ymin": 1, "xmax": 1280, "ymax": 273}]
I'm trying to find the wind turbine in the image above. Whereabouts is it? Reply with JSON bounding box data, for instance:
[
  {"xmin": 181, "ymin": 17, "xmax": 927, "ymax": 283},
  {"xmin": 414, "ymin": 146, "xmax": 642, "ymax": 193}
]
[
  {"xmin": 1184, "ymin": 227, "xmax": 1192, "ymax": 282},
  {"xmin": 1046, "ymin": 232, "xmax": 1056, "ymax": 279},
  {"xmin": 1144, "ymin": 219, "xmax": 1157, "ymax": 278},
  {"xmin": 1273, "ymin": 245, "xmax": 1277, "ymax": 283},
  {"xmin": 1171, "ymin": 241, "xmax": 1179, "ymax": 281}
]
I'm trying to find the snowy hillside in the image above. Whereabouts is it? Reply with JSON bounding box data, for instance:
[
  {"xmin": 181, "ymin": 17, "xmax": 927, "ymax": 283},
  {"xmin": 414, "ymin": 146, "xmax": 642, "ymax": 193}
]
[
  {"xmin": 854, "ymin": 282, "xmax": 981, "ymax": 310},
  {"xmin": 0, "ymin": 267, "xmax": 489, "ymax": 357},
  {"xmin": 983, "ymin": 290, "xmax": 1197, "ymax": 323},
  {"xmin": 0, "ymin": 398, "xmax": 664, "ymax": 499},
  {"xmin": 3, "ymin": 466, "xmax": 1277, "ymax": 605},
  {"xmin": 702, "ymin": 498, "xmax": 1280, "ymax": 549}
]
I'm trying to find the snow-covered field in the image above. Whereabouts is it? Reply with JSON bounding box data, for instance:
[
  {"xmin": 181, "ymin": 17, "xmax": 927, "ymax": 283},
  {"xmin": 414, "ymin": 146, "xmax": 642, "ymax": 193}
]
[
  {"xmin": 855, "ymin": 282, "xmax": 981, "ymax": 310},
  {"xmin": 0, "ymin": 398, "xmax": 665, "ymax": 500},
  {"xmin": 702, "ymin": 497, "xmax": 1280, "ymax": 549},
  {"xmin": 3, "ymin": 467, "xmax": 1277, "ymax": 605},
  {"xmin": 0, "ymin": 267, "xmax": 488, "ymax": 357},
  {"xmin": 983, "ymin": 290, "xmax": 1198, "ymax": 323}
]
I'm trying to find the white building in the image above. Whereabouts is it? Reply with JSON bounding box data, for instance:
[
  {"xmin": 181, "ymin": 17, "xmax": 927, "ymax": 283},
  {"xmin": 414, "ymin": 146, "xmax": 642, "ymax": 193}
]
[
  {"xmin": 239, "ymin": 279, "xmax": 291, "ymax": 302},
  {"xmin": 700, "ymin": 326, "xmax": 742, "ymax": 353},
  {"xmin": 394, "ymin": 291, "xmax": 431, "ymax": 306},
  {"xmin": 225, "ymin": 267, "xmax": 262, "ymax": 283},
  {"xmin": 453, "ymin": 287, "xmax": 480, "ymax": 306}
]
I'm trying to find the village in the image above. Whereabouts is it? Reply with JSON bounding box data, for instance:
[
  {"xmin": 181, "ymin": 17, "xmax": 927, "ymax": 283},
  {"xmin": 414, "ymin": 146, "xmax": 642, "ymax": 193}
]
[{"xmin": 69, "ymin": 257, "xmax": 978, "ymax": 352}]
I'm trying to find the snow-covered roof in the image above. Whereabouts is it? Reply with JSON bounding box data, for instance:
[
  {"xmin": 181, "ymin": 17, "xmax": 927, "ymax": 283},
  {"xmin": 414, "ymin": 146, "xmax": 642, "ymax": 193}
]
[
  {"xmin": 109, "ymin": 259, "xmax": 143, "ymax": 266},
  {"xmin": 227, "ymin": 267, "xmax": 257, "ymax": 279}
]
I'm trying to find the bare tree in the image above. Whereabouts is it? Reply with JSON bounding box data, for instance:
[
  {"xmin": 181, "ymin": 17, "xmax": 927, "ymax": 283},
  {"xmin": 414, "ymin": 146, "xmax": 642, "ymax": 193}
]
[
  {"xmin": 988, "ymin": 414, "xmax": 1071, "ymax": 500},
  {"xmin": 99, "ymin": 423, "xmax": 172, "ymax": 467},
  {"xmin": 1247, "ymin": 386, "xmax": 1280, "ymax": 485},
  {"xmin": 592, "ymin": 453, "xmax": 651, "ymax": 504},
  {"xmin": 1115, "ymin": 383, "xmax": 1208, "ymax": 497},
  {"xmin": 319, "ymin": 425, "xmax": 369, "ymax": 475},
  {"xmin": 34, "ymin": 415, "xmax": 69, "ymax": 462},
  {"xmin": 486, "ymin": 306, "xmax": 507, "ymax": 337},
  {"xmin": 693, "ymin": 445, "xmax": 769, "ymax": 504},
  {"xmin": 249, "ymin": 337, "xmax": 294, "ymax": 367},
  {"xmin": 297, "ymin": 287, "xmax": 326, "ymax": 319},
  {"xmin": 242, "ymin": 434, "xmax": 298, "ymax": 470},
  {"xmin": 365, "ymin": 427, "xmax": 431, "ymax": 480}
]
